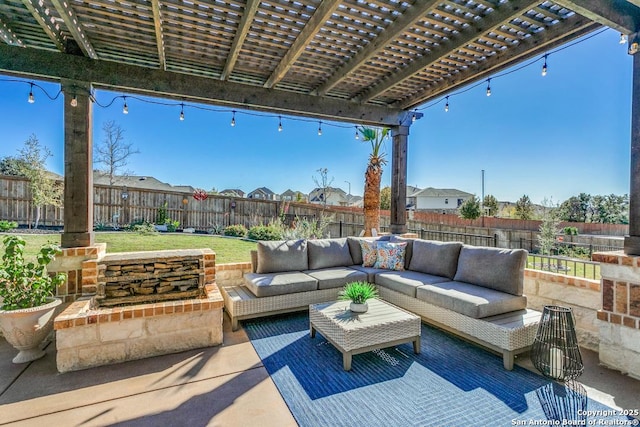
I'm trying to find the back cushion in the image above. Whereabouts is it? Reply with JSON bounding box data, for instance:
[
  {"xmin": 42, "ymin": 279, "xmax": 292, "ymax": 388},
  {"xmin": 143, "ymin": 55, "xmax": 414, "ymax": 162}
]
[
  {"xmin": 307, "ymin": 238, "xmax": 354, "ymax": 270},
  {"xmin": 409, "ymin": 240, "xmax": 462, "ymax": 279},
  {"xmin": 453, "ymin": 246, "xmax": 528, "ymax": 295},
  {"xmin": 256, "ymin": 239, "xmax": 308, "ymax": 274},
  {"xmin": 373, "ymin": 241, "xmax": 407, "ymax": 271}
]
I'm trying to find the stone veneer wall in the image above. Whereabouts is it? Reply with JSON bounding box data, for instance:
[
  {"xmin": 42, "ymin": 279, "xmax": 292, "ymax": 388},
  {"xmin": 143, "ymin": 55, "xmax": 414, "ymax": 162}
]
[
  {"xmin": 48, "ymin": 244, "xmax": 107, "ymax": 302},
  {"xmin": 523, "ymin": 269, "xmax": 600, "ymax": 351},
  {"xmin": 592, "ymin": 251, "xmax": 640, "ymax": 379}
]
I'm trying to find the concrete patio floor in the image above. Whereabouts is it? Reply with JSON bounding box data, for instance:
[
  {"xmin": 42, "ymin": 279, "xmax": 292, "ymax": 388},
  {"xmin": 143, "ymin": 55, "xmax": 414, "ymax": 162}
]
[{"xmin": 1, "ymin": 313, "xmax": 639, "ymax": 426}]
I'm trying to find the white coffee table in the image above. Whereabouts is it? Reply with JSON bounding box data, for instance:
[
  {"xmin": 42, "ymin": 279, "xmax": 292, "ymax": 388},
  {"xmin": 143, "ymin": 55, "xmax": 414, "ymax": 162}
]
[{"xmin": 309, "ymin": 298, "xmax": 421, "ymax": 371}]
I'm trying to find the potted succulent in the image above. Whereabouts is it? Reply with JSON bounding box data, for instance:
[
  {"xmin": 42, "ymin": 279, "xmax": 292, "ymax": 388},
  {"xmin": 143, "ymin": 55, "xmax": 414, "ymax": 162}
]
[
  {"xmin": 0, "ymin": 235, "xmax": 66, "ymax": 363},
  {"xmin": 340, "ymin": 281, "xmax": 378, "ymax": 313}
]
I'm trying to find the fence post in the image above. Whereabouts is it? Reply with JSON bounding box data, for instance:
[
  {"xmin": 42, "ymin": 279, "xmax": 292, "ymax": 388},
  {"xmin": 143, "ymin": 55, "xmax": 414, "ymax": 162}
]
[
  {"xmin": 494, "ymin": 233, "xmax": 498, "ymax": 247},
  {"xmin": 339, "ymin": 220, "xmax": 343, "ymax": 238}
]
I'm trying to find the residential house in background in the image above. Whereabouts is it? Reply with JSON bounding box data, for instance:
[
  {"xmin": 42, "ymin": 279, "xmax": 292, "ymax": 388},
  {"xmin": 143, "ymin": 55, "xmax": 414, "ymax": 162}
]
[
  {"xmin": 309, "ymin": 187, "xmax": 351, "ymax": 206},
  {"xmin": 406, "ymin": 185, "xmax": 422, "ymax": 210},
  {"xmin": 412, "ymin": 187, "xmax": 473, "ymax": 212},
  {"xmin": 247, "ymin": 187, "xmax": 277, "ymax": 200},
  {"xmin": 93, "ymin": 172, "xmax": 195, "ymax": 193},
  {"xmin": 280, "ymin": 189, "xmax": 306, "ymax": 202},
  {"xmin": 220, "ymin": 189, "xmax": 245, "ymax": 198}
]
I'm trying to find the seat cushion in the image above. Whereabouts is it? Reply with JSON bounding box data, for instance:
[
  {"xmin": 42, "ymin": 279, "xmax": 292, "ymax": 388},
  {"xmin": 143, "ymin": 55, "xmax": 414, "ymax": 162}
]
[
  {"xmin": 307, "ymin": 238, "xmax": 353, "ymax": 270},
  {"xmin": 256, "ymin": 239, "xmax": 308, "ymax": 274},
  {"xmin": 348, "ymin": 265, "xmax": 387, "ymax": 282},
  {"xmin": 375, "ymin": 270, "xmax": 451, "ymax": 298},
  {"xmin": 416, "ymin": 281, "xmax": 527, "ymax": 319},
  {"xmin": 453, "ymin": 246, "xmax": 527, "ymax": 295},
  {"xmin": 408, "ymin": 239, "xmax": 462, "ymax": 279},
  {"xmin": 244, "ymin": 271, "xmax": 318, "ymax": 297},
  {"xmin": 304, "ymin": 267, "xmax": 368, "ymax": 290}
]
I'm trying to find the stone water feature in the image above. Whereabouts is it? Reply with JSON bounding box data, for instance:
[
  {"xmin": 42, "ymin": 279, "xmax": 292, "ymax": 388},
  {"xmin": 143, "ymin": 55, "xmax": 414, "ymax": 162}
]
[{"xmin": 54, "ymin": 249, "xmax": 223, "ymax": 372}]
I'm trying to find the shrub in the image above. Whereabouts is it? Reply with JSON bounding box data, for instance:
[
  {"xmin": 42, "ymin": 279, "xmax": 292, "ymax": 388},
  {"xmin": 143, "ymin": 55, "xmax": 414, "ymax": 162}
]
[
  {"xmin": 124, "ymin": 220, "xmax": 157, "ymax": 235},
  {"xmin": 166, "ymin": 220, "xmax": 180, "ymax": 232},
  {"xmin": 0, "ymin": 220, "xmax": 18, "ymax": 232},
  {"xmin": 563, "ymin": 226, "xmax": 578, "ymax": 236},
  {"xmin": 224, "ymin": 224, "xmax": 248, "ymax": 238},
  {"xmin": 248, "ymin": 225, "xmax": 282, "ymax": 241}
]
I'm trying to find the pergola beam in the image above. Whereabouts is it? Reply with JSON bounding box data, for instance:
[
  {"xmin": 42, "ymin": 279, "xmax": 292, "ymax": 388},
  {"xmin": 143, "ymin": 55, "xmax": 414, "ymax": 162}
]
[
  {"xmin": 50, "ymin": 0, "xmax": 97, "ymax": 59},
  {"xmin": 220, "ymin": 0, "xmax": 260, "ymax": 80},
  {"xmin": 355, "ymin": 0, "xmax": 539, "ymax": 103},
  {"xmin": 263, "ymin": 0, "xmax": 341, "ymax": 89},
  {"xmin": 0, "ymin": 17, "xmax": 23, "ymax": 46},
  {"xmin": 0, "ymin": 43, "xmax": 409, "ymax": 126},
  {"xmin": 313, "ymin": 0, "xmax": 440, "ymax": 96},
  {"xmin": 150, "ymin": 0, "xmax": 166, "ymax": 71},
  {"xmin": 398, "ymin": 16, "xmax": 600, "ymax": 110},
  {"xmin": 554, "ymin": 0, "xmax": 640, "ymax": 34},
  {"xmin": 20, "ymin": 0, "xmax": 65, "ymax": 51}
]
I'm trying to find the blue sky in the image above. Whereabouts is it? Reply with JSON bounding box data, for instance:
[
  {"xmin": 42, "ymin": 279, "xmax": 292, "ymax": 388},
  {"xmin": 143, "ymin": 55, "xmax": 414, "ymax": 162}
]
[{"xmin": 0, "ymin": 28, "xmax": 632, "ymax": 204}]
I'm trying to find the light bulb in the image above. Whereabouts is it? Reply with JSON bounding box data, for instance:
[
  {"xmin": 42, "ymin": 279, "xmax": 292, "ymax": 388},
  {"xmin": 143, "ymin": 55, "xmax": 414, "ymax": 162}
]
[
  {"xmin": 318, "ymin": 122, "xmax": 322, "ymax": 136},
  {"xmin": 486, "ymin": 80, "xmax": 491, "ymax": 97},
  {"xmin": 278, "ymin": 117, "xmax": 283, "ymax": 132},
  {"xmin": 123, "ymin": 101, "xmax": 128, "ymax": 114},
  {"xmin": 542, "ymin": 55, "xmax": 548, "ymax": 76},
  {"xmin": 70, "ymin": 95, "xmax": 78, "ymax": 107},
  {"xmin": 179, "ymin": 104, "xmax": 185, "ymax": 121},
  {"xmin": 231, "ymin": 111, "xmax": 236, "ymax": 127},
  {"xmin": 355, "ymin": 129, "xmax": 359, "ymax": 140},
  {"xmin": 620, "ymin": 33, "xmax": 628, "ymax": 44},
  {"xmin": 28, "ymin": 84, "xmax": 34, "ymax": 104},
  {"xmin": 411, "ymin": 113, "xmax": 417, "ymax": 123},
  {"xmin": 445, "ymin": 96, "xmax": 449, "ymax": 112}
]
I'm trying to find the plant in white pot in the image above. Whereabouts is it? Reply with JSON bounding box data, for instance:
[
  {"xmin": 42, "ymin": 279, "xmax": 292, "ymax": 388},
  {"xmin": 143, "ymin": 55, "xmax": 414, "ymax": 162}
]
[
  {"xmin": 0, "ymin": 235, "xmax": 66, "ymax": 363},
  {"xmin": 340, "ymin": 281, "xmax": 378, "ymax": 313}
]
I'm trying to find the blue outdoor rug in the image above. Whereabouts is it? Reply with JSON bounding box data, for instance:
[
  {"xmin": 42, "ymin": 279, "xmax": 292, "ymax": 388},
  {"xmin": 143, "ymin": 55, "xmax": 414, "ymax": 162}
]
[{"xmin": 244, "ymin": 312, "xmax": 637, "ymax": 427}]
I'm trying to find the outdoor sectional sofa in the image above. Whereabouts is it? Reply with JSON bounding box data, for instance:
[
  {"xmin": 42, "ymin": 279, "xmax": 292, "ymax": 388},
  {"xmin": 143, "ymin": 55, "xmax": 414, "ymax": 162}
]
[{"xmin": 220, "ymin": 236, "xmax": 541, "ymax": 370}]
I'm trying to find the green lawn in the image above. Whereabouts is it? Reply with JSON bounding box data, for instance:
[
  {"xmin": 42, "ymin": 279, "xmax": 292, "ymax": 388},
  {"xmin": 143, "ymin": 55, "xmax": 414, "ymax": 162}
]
[
  {"xmin": 0, "ymin": 232, "xmax": 256, "ymax": 264},
  {"xmin": 526, "ymin": 254, "xmax": 601, "ymax": 280}
]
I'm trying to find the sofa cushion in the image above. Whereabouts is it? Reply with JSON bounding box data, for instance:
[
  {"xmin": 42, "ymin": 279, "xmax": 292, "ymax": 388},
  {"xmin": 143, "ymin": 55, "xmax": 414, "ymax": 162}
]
[
  {"xmin": 347, "ymin": 236, "xmax": 388, "ymax": 265},
  {"xmin": 416, "ymin": 281, "xmax": 527, "ymax": 318},
  {"xmin": 408, "ymin": 240, "xmax": 462, "ymax": 279},
  {"xmin": 360, "ymin": 240, "xmax": 378, "ymax": 267},
  {"xmin": 453, "ymin": 246, "xmax": 527, "ymax": 295},
  {"xmin": 304, "ymin": 267, "xmax": 368, "ymax": 290},
  {"xmin": 244, "ymin": 271, "xmax": 318, "ymax": 297},
  {"xmin": 373, "ymin": 241, "xmax": 407, "ymax": 270},
  {"xmin": 375, "ymin": 270, "xmax": 452, "ymax": 298},
  {"xmin": 348, "ymin": 265, "xmax": 387, "ymax": 282},
  {"xmin": 389, "ymin": 235, "xmax": 413, "ymax": 269},
  {"xmin": 256, "ymin": 239, "xmax": 308, "ymax": 274},
  {"xmin": 307, "ymin": 238, "xmax": 353, "ymax": 270}
]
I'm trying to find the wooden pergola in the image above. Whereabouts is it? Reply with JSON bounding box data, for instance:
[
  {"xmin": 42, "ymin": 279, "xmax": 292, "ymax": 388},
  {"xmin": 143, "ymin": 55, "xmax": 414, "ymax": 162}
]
[{"xmin": 0, "ymin": 0, "xmax": 638, "ymax": 251}]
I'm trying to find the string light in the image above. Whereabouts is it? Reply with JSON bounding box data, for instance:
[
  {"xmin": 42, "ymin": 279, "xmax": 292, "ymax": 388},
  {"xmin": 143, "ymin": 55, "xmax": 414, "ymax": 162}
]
[
  {"xmin": 122, "ymin": 97, "xmax": 128, "ymax": 114},
  {"xmin": 445, "ymin": 96, "xmax": 449, "ymax": 112},
  {"xmin": 278, "ymin": 116, "xmax": 283, "ymax": 132},
  {"xmin": 355, "ymin": 127, "xmax": 359, "ymax": 140},
  {"xmin": 318, "ymin": 121, "xmax": 322, "ymax": 136},
  {"xmin": 411, "ymin": 110, "xmax": 417, "ymax": 122},
  {"xmin": 28, "ymin": 83, "xmax": 34, "ymax": 103},
  {"xmin": 542, "ymin": 54, "xmax": 548, "ymax": 77},
  {"xmin": 620, "ymin": 33, "xmax": 628, "ymax": 44},
  {"xmin": 230, "ymin": 110, "xmax": 236, "ymax": 127},
  {"xmin": 486, "ymin": 78, "xmax": 491, "ymax": 97},
  {"xmin": 179, "ymin": 103, "xmax": 185, "ymax": 121},
  {"xmin": 70, "ymin": 94, "xmax": 78, "ymax": 107}
]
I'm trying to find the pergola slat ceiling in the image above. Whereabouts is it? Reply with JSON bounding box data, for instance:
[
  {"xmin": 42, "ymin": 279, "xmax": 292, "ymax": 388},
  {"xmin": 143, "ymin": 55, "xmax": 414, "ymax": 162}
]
[{"xmin": 0, "ymin": 0, "xmax": 638, "ymax": 121}]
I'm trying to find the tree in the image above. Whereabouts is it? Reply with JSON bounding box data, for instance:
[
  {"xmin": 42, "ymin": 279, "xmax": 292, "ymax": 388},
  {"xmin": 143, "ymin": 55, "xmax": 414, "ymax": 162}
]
[
  {"xmin": 358, "ymin": 126, "xmax": 388, "ymax": 236},
  {"xmin": 313, "ymin": 168, "xmax": 334, "ymax": 208},
  {"xmin": 380, "ymin": 186, "xmax": 391, "ymax": 210},
  {"xmin": 18, "ymin": 134, "xmax": 63, "ymax": 229},
  {"xmin": 458, "ymin": 195, "xmax": 481, "ymax": 220},
  {"xmin": 514, "ymin": 195, "xmax": 534, "ymax": 220},
  {"xmin": 95, "ymin": 120, "xmax": 139, "ymax": 185},
  {"xmin": 590, "ymin": 194, "xmax": 629, "ymax": 224},
  {"xmin": 538, "ymin": 199, "xmax": 560, "ymax": 255},
  {"xmin": 0, "ymin": 156, "xmax": 27, "ymax": 176},
  {"xmin": 482, "ymin": 194, "xmax": 499, "ymax": 216},
  {"xmin": 559, "ymin": 193, "xmax": 591, "ymax": 222}
]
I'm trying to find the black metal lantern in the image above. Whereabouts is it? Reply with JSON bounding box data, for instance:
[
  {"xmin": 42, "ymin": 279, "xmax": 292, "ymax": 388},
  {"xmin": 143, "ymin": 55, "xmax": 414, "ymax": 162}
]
[{"xmin": 531, "ymin": 306, "xmax": 584, "ymax": 381}]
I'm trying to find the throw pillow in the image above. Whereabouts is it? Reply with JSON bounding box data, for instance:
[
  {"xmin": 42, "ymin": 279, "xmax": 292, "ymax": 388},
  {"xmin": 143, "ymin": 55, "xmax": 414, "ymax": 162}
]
[
  {"xmin": 373, "ymin": 242, "xmax": 407, "ymax": 271},
  {"xmin": 360, "ymin": 240, "xmax": 378, "ymax": 267}
]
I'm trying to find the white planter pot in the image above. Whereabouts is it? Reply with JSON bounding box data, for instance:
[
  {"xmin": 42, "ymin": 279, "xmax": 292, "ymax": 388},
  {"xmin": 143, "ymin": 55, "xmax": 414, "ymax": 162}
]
[
  {"xmin": 0, "ymin": 298, "xmax": 62, "ymax": 363},
  {"xmin": 349, "ymin": 302, "xmax": 368, "ymax": 313}
]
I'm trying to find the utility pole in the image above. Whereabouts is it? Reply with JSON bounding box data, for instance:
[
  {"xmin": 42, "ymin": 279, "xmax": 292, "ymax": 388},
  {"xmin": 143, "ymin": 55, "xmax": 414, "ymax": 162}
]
[{"xmin": 344, "ymin": 180, "xmax": 351, "ymax": 206}]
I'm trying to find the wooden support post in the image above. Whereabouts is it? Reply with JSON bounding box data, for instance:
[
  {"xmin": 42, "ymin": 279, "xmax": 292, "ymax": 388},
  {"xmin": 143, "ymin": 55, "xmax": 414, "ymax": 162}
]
[
  {"xmin": 625, "ymin": 38, "xmax": 640, "ymax": 255},
  {"xmin": 390, "ymin": 125, "xmax": 409, "ymax": 235},
  {"xmin": 61, "ymin": 80, "xmax": 95, "ymax": 248}
]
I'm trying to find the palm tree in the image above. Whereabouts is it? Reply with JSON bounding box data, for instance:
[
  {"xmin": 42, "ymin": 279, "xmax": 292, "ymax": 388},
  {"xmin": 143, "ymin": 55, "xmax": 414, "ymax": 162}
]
[{"xmin": 359, "ymin": 126, "xmax": 389, "ymax": 236}]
